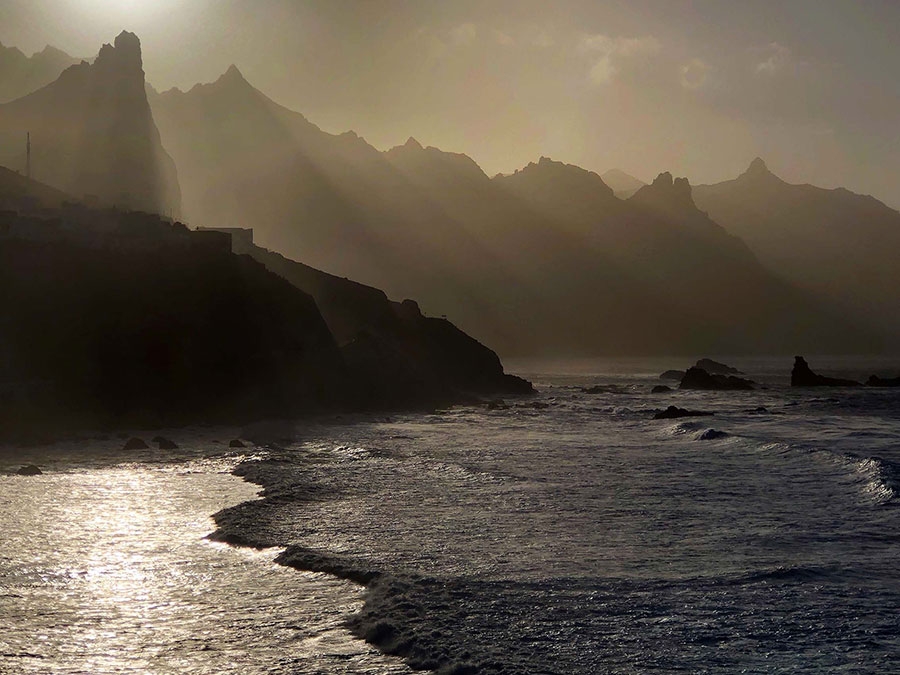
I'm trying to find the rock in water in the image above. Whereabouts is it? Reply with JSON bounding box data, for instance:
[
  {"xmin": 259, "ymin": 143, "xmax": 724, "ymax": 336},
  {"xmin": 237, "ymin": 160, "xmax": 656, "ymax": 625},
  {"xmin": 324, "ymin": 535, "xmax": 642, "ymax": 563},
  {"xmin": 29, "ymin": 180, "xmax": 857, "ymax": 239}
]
[
  {"xmin": 653, "ymin": 406, "xmax": 714, "ymax": 420},
  {"xmin": 154, "ymin": 437, "xmax": 179, "ymax": 449},
  {"xmin": 651, "ymin": 385, "xmax": 672, "ymax": 393},
  {"xmin": 17, "ymin": 464, "xmax": 42, "ymax": 476},
  {"xmin": 660, "ymin": 370, "xmax": 686, "ymax": 381},
  {"xmin": 680, "ymin": 367, "xmax": 754, "ymax": 391},
  {"xmin": 867, "ymin": 375, "xmax": 900, "ymax": 387},
  {"xmin": 791, "ymin": 356, "xmax": 861, "ymax": 387},
  {"xmin": 123, "ymin": 437, "xmax": 149, "ymax": 450},
  {"xmin": 229, "ymin": 439, "xmax": 246, "ymax": 448},
  {"xmin": 695, "ymin": 358, "xmax": 743, "ymax": 375}
]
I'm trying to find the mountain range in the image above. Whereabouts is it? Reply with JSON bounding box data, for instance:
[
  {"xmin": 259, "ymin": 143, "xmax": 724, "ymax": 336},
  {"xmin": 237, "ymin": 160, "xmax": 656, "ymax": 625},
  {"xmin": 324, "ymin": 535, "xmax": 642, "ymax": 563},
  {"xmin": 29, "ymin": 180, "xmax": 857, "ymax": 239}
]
[
  {"xmin": 0, "ymin": 41, "xmax": 81, "ymax": 103},
  {"xmin": 2, "ymin": 32, "xmax": 897, "ymax": 357},
  {"xmin": 0, "ymin": 32, "xmax": 179, "ymax": 216}
]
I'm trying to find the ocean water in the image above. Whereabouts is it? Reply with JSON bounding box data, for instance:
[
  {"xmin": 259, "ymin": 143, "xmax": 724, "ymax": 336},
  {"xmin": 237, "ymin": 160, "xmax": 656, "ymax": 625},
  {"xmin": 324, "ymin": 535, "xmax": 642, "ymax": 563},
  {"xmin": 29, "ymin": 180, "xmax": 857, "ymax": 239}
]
[{"xmin": 3, "ymin": 356, "xmax": 900, "ymax": 673}]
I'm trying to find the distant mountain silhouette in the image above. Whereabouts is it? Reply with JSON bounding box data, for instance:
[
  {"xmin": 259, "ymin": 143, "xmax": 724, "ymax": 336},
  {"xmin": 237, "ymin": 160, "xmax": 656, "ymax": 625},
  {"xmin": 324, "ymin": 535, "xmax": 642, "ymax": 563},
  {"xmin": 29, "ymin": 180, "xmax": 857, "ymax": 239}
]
[
  {"xmin": 0, "ymin": 42, "xmax": 80, "ymax": 103},
  {"xmin": 601, "ymin": 169, "xmax": 646, "ymax": 199},
  {"xmin": 694, "ymin": 159, "xmax": 900, "ymax": 347},
  {"xmin": 149, "ymin": 67, "xmax": 876, "ymax": 356},
  {"xmin": 0, "ymin": 32, "xmax": 180, "ymax": 216}
]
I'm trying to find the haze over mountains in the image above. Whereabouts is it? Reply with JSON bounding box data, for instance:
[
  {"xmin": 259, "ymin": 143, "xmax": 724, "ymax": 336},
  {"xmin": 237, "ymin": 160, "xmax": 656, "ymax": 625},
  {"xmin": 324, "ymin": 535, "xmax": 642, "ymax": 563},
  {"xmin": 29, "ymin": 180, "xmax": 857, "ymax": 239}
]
[
  {"xmin": 0, "ymin": 41, "xmax": 80, "ymax": 103},
  {"xmin": 0, "ymin": 32, "xmax": 179, "ymax": 216},
  {"xmin": 2, "ymin": 31, "xmax": 898, "ymax": 357},
  {"xmin": 694, "ymin": 160, "xmax": 900, "ymax": 341}
]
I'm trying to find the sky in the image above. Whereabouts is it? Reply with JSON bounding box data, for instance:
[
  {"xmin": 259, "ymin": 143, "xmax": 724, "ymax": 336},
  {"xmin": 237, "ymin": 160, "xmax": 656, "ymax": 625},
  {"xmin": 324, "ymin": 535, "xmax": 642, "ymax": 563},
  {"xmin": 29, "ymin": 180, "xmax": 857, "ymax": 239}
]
[{"xmin": 1, "ymin": 0, "xmax": 898, "ymax": 207}]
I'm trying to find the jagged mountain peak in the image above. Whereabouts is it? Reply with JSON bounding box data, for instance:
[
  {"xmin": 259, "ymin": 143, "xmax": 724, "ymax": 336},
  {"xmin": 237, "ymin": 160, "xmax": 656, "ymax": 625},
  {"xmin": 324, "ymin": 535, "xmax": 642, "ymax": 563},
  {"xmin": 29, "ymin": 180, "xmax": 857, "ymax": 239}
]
[
  {"xmin": 403, "ymin": 136, "xmax": 423, "ymax": 150},
  {"xmin": 95, "ymin": 31, "xmax": 143, "ymax": 70},
  {"xmin": 737, "ymin": 156, "xmax": 784, "ymax": 184},
  {"xmin": 220, "ymin": 63, "xmax": 247, "ymax": 83}
]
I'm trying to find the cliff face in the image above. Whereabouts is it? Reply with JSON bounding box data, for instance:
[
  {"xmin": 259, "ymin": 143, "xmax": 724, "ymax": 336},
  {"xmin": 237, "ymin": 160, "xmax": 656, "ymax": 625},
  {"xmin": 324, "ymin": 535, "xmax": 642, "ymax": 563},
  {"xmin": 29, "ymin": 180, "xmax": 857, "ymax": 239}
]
[
  {"xmin": 0, "ymin": 216, "xmax": 347, "ymax": 437},
  {"xmin": 226, "ymin": 237, "xmax": 532, "ymax": 405},
  {"xmin": 0, "ymin": 32, "xmax": 180, "ymax": 216}
]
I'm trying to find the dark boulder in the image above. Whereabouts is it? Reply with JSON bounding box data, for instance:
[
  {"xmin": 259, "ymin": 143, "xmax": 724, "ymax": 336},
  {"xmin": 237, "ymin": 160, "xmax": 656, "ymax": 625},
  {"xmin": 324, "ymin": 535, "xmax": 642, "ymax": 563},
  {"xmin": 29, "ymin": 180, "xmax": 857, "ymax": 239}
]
[
  {"xmin": 867, "ymin": 375, "xmax": 900, "ymax": 387},
  {"xmin": 17, "ymin": 464, "xmax": 42, "ymax": 476},
  {"xmin": 791, "ymin": 356, "xmax": 861, "ymax": 387},
  {"xmin": 651, "ymin": 385, "xmax": 672, "ymax": 393},
  {"xmin": 153, "ymin": 437, "xmax": 179, "ymax": 449},
  {"xmin": 123, "ymin": 437, "xmax": 149, "ymax": 450},
  {"xmin": 229, "ymin": 439, "xmax": 246, "ymax": 448},
  {"xmin": 680, "ymin": 367, "xmax": 754, "ymax": 391},
  {"xmin": 653, "ymin": 406, "xmax": 714, "ymax": 419},
  {"xmin": 660, "ymin": 370, "xmax": 685, "ymax": 381},
  {"xmin": 695, "ymin": 358, "xmax": 743, "ymax": 375},
  {"xmin": 697, "ymin": 428, "xmax": 729, "ymax": 440}
]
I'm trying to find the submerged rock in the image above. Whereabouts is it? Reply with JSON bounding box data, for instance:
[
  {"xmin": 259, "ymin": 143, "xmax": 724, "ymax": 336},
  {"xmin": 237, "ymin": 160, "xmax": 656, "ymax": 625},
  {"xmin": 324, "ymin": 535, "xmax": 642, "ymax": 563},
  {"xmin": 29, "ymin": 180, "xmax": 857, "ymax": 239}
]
[
  {"xmin": 867, "ymin": 375, "xmax": 900, "ymax": 387},
  {"xmin": 16, "ymin": 464, "xmax": 42, "ymax": 476},
  {"xmin": 123, "ymin": 437, "xmax": 149, "ymax": 450},
  {"xmin": 680, "ymin": 367, "xmax": 754, "ymax": 391},
  {"xmin": 153, "ymin": 437, "xmax": 179, "ymax": 450},
  {"xmin": 651, "ymin": 385, "xmax": 672, "ymax": 393},
  {"xmin": 660, "ymin": 370, "xmax": 685, "ymax": 381},
  {"xmin": 695, "ymin": 358, "xmax": 743, "ymax": 375},
  {"xmin": 653, "ymin": 405, "xmax": 714, "ymax": 419},
  {"xmin": 791, "ymin": 356, "xmax": 861, "ymax": 387},
  {"xmin": 229, "ymin": 439, "xmax": 246, "ymax": 448}
]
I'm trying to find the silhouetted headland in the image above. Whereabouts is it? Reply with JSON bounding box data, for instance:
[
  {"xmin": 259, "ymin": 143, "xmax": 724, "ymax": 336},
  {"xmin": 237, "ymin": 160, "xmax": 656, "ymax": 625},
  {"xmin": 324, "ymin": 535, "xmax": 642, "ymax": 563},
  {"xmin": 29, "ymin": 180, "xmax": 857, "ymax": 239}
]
[{"xmin": 791, "ymin": 356, "xmax": 862, "ymax": 387}]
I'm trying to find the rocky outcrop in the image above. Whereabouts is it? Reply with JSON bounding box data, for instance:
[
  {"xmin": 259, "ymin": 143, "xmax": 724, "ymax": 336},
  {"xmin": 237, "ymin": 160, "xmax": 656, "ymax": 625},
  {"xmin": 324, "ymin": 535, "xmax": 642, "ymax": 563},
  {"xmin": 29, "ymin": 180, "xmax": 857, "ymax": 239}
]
[
  {"xmin": 680, "ymin": 367, "xmax": 754, "ymax": 391},
  {"xmin": 660, "ymin": 370, "xmax": 686, "ymax": 381},
  {"xmin": 16, "ymin": 464, "xmax": 42, "ymax": 476},
  {"xmin": 653, "ymin": 406, "xmax": 714, "ymax": 420},
  {"xmin": 866, "ymin": 375, "xmax": 900, "ymax": 387},
  {"xmin": 695, "ymin": 358, "xmax": 742, "ymax": 375},
  {"xmin": 791, "ymin": 356, "xmax": 861, "ymax": 387}
]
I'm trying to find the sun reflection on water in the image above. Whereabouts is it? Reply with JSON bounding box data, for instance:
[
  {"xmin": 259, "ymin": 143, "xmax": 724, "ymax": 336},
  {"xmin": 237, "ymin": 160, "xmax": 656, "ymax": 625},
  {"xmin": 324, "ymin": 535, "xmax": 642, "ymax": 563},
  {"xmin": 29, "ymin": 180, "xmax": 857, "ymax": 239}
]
[{"xmin": 0, "ymin": 452, "xmax": 413, "ymax": 674}]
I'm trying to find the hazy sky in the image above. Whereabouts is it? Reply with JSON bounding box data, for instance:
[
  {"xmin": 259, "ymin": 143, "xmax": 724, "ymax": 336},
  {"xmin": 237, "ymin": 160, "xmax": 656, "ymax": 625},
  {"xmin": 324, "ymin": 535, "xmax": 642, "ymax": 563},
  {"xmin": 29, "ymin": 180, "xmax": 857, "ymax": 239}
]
[{"xmin": 2, "ymin": 0, "xmax": 898, "ymax": 207}]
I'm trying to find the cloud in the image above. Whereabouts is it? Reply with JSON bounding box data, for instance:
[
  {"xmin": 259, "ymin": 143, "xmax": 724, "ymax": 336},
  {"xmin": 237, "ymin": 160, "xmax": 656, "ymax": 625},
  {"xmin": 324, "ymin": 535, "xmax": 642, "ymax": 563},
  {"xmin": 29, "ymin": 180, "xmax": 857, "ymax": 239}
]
[
  {"xmin": 754, "ymin": 42, "xmax": 792, "ymax": 75},
  {"xmin": 681, "ymin": 58, "xmax": 712, "ymax": 90},
  {"xmin": 579, "ymin": 34, "xmax": 661, "ymax": 57},
  {"xmin": 589, "ymin": 56, "xmax": 617, "ymax": 85},
  {"xmin": 532, "ymin": 31, "xmax": 555, "ymax": 48},
  {"xmin": 492, "ymin": 29, "xmax": 515, "ymax": 47},
  {"xmin": 450, "ymin": 23, "xmax": 478, "ymax": 46},
  {"xmin": 579, "ymin": 34, "xmax": 661, "ymax": 86}
]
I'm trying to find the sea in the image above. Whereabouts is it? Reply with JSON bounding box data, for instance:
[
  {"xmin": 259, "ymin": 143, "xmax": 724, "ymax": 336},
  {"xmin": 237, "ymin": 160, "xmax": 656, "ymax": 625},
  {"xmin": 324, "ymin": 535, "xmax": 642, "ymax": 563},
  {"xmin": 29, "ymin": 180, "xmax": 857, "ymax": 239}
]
[{"xmin": 1, "ymin": 356, "xmax": 899, "ymax": 674}]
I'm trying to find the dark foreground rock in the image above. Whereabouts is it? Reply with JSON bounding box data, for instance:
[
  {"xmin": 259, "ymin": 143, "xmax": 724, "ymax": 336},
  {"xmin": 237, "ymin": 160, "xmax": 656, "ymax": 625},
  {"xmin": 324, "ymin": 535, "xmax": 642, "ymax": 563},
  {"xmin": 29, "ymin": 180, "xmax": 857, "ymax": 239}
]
[
  {"xmin": 660, "ymin": 370, "xmax": 685, "ymax": 381},
  {"xmin": 791, "ymin": 356, "xmax": 861, "ymax": 387},
  {"xmin": 867, "ymin": 375, "xmax": 900, "ymax": 387},
  {"xmin": 680, "ymin": 367, "xmax": 754, "ymax": 391},
  {"xmin": 695, "ymin": 358, "xmax": 743, "ymax": 375},
  {"xmin": 16, "ymin": 464, "xmax": 42, "ymax": 476},
  {"xmin": 654, "ymin": 406, "xmax": 714, "ymax": 419}
]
